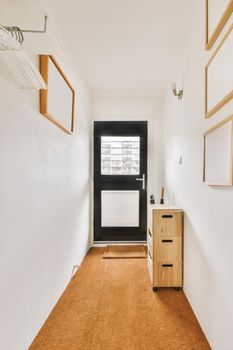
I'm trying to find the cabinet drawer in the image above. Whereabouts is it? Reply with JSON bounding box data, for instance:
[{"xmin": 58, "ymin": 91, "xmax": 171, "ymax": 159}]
[
  {"xmin": 154, "ymin": 260, "xmax": 182, "ymax": 287},
  {"xmin": 147, "ymin": 229, "xmax": 153, "ymax": 257},
  {"xmin": 154, "ymin": 211, "xmax": 182, "ymax": 237},
  {"xmin": 147, "ymin": 250, "xmax": 153, "ymax": 283},
  {"xmin": 154, "ymin": 237, "xmax": 182, "ymax": 261}
]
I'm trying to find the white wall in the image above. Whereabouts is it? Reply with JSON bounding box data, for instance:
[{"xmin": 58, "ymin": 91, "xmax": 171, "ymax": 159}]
[
  {"xmin": 163, "ymin": 2, "xmax": 233, "ymax": 349},
  {"xmin": 0, "ymin": 3, "xmax": 91, "ymax": 350},
  {"xmin": 91, "ymin": 93, "xmax": 164, "ymax": 201}
]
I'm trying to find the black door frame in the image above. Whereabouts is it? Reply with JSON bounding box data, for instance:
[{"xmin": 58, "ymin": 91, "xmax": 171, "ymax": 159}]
[{"xmin": 94, "ymin": 121, "xmax": 148, "ymax": 242}]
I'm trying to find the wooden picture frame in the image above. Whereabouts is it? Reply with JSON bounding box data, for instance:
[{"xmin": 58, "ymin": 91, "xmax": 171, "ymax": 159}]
[
  {"xmin": 203, "ymin": 115, "xmax": 233, "ymax": 186},
  {"xmin": 205, "ymin": 23, "xmax": 233, "ymax": 119},
  {"xmin": 40, "ymin": 55, "xmax": 75, "ymax": 134},
  {"xmin": 206, "ymin": 0, "xmax": 233, "ymax": 50}
]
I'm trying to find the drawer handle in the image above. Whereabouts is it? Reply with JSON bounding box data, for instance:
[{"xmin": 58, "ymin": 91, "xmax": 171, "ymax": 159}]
[
  {"xmin": 162, "ymin": 215, "xmax": 173, "ymax": 218},
  {"xmin": 148, "ymin": 229, "xmax": 152, "ymax": 237},
  {"xmin": 162, "ymin": 264, "xmax": 173, "ymax": 267},
  {"xmin": 148, "ymin": 251, "xmax": 152, "ymax": 260},
  {"xmin": 162, "ymin": 239, "xmax": 173, "ymax": 243}
]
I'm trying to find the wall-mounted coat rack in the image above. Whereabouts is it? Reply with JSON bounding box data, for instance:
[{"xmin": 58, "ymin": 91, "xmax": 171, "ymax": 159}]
[
  {"xmin": 2, "ymin": 15, "xmax": 47, "ymax": 46},
  {"xmin": 0, "ymin": 16, "xmax": 48, "ymax": 89}
]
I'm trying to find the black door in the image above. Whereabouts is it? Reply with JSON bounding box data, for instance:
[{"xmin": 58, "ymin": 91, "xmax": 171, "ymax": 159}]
[{"xmin": 94, "ymin": 121, "xmax": 148, "ymax": 242}]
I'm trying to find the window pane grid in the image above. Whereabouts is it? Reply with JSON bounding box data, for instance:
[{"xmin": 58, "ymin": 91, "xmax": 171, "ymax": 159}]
[{"xmin": 101, "ymin": 136, "xmax": 140, "ymax": 175}]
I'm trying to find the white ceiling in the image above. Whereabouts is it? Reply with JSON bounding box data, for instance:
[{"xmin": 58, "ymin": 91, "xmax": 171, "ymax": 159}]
[{"xmin": 1, "ymin": 0, "xmax": 195, "ymax": 94}]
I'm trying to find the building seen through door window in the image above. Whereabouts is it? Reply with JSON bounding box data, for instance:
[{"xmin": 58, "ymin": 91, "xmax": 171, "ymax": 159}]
[{"xmin": 101, "ymin": 136, "xmax": 140, "ymax": 175}]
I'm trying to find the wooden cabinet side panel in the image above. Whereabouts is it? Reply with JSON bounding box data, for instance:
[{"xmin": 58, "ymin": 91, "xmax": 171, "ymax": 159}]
[
  {"xmin": 148, "ymin": 207, "xmax": 153, "ymax": 233},
  {"xmin": 147, "ymin": 252, "xmax": 153, "ymax": 284}
]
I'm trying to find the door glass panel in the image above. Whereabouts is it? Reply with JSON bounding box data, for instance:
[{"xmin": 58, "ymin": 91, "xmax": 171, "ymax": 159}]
[
  {"xmin": 101, "ymin": 136, "xmax": 140, "ymax": 175},
  {"xmin": 101, "ymin": 191, "xmax": 139, "ymax": 227}
]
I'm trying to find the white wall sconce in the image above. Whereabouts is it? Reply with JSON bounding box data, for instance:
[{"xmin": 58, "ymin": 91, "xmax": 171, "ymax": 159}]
[{"xmin": 171, "ymin": 83, "xmax": 183, "ymax": 100}]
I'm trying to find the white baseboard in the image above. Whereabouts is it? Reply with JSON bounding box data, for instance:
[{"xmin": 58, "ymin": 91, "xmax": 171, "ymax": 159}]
[{"xmin": 92, "ymin": 241, "xmax": 147, "ymax": 247}]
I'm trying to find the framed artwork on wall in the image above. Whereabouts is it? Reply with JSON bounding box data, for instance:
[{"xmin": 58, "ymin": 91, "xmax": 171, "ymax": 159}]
[
  {"xmin": 206, "ymin": 0, "xmax": 233, "ymax": 50},
  {"xmin": 203, "ymin": 115, "xmax": 233, "ymax": 186},
  {"xmin": 40, "ymin": 55, "xmax": 75, "ymax": 134},
  {"xmin": 205, "ymin": 23, "xmax": 233, "ymax": 119}
]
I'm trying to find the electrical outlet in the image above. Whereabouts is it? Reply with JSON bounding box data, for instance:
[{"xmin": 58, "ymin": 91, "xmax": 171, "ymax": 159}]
[{"xmin": 178, "ymin": 156, "xmax": 183, "ymax": 165}]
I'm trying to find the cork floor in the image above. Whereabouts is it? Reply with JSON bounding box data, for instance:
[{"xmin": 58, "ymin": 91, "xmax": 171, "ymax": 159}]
[{"xmin": 29, "ymin": 248, "xmax": 211, "ymax": 350}]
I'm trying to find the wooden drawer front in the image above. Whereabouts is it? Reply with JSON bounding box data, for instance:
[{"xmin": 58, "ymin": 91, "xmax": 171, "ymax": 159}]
[
  {"xmin": 154, "ymin": 261, "xmax": 182, "ymax": 287},
  {"xmin": 154, "ymin": 237, "xmax": 182, "ymax": 261},
  {"xmin": 147, "ymin": 229, "xmax": 153, "ymax": 257},
  {"xmin": 154, "ymin": 211, "xmax": 182, "ymax": 237},
  {"xmin": 147, "ymin": 250, "xmax": 153, "ymax": 283}
]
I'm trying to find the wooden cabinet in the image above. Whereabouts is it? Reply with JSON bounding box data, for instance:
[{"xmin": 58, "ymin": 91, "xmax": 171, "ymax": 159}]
[{"xmin": 147, "ymin": 205, "xmax": 183, "ymax": 291}]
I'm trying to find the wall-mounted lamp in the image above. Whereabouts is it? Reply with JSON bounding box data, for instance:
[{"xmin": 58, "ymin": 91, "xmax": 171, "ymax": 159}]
[{"xmin": 171, "ymin": 83, "xmax": 183, "ymax": 100}]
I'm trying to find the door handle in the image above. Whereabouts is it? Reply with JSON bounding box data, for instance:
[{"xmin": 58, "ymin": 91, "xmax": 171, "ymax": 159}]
[{"xmin": 136, "ymin": 173, "xmax": 145, "ymax": 190}]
